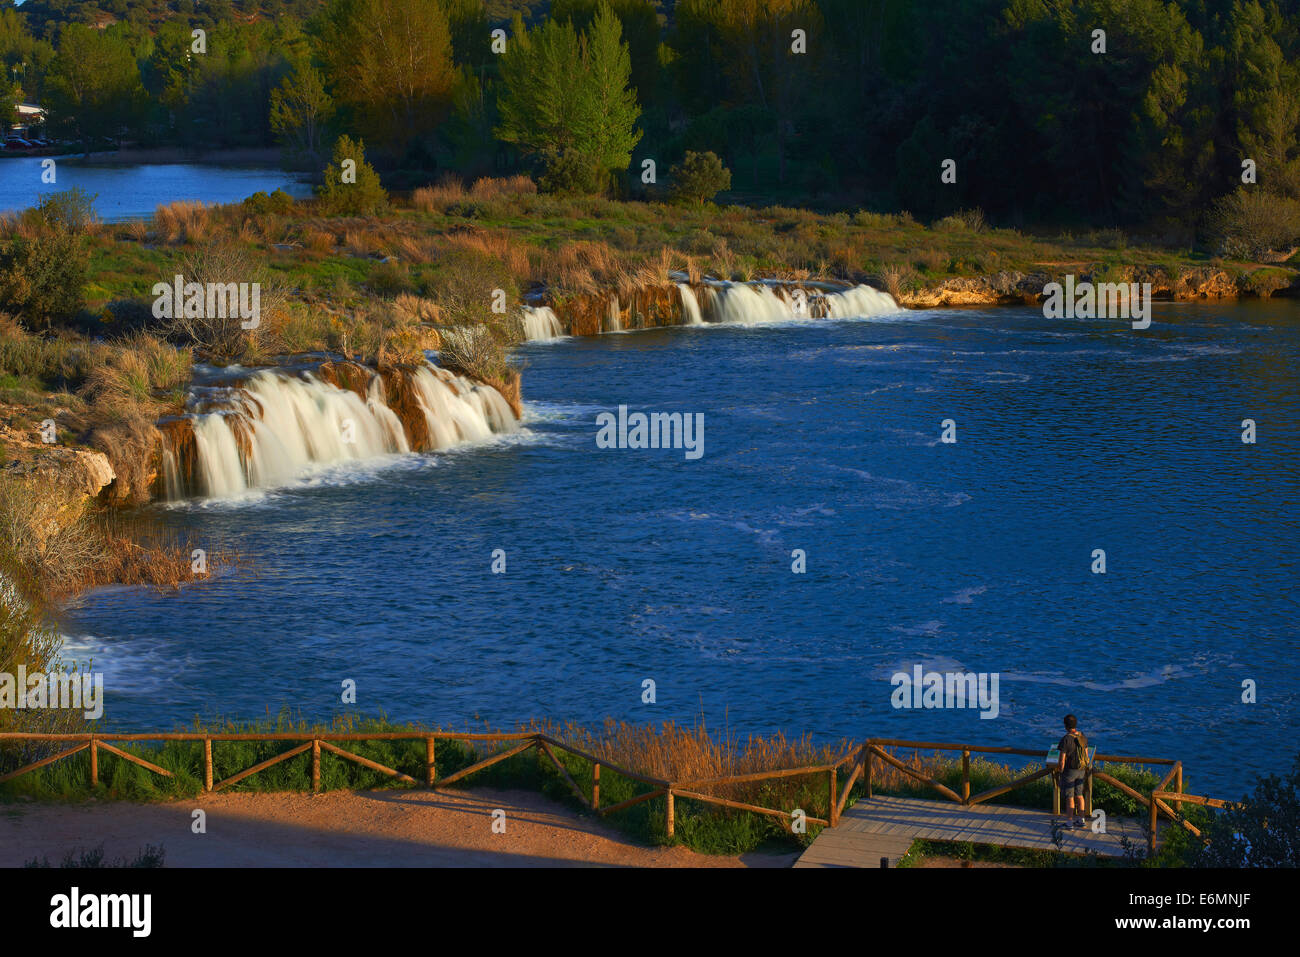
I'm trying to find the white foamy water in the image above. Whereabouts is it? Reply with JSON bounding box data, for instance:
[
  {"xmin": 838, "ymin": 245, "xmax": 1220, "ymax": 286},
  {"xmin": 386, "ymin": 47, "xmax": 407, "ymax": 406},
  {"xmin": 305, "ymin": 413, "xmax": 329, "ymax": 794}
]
[
  {"xmin": 520, "ymin": 305, "xmax": 564, "ymax": 341},
  {"xmin": 171, "ymin": 364, "xmax": 518, "ymax": 500},
  {"xmin": 710, "ymin": 282, "xmax": 900, "ymax": 324},
  {"xmin": 677, "ymin": 283, "xmax": 704, "ymax": 324}
]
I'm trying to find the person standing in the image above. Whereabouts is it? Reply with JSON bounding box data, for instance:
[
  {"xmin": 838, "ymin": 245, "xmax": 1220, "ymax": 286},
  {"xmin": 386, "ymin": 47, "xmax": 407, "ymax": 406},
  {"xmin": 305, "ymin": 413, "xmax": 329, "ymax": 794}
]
[{"xmin": 1056, "ymin": 714, "xmax": 1090, "ymax": 829}]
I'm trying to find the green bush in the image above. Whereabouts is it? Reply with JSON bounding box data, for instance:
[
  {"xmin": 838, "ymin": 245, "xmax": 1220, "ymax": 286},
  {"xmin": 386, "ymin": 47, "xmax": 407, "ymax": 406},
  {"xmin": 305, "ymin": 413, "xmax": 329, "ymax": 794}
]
[
  {"xmin": 33, "ymin": 187, "xmax": 99, "ymax": 234},
  {"xmin": 537, "ymin": 148, "xmax": 602, "ymax": 196},
  {"xmin": 242, "ymin": 189, "xmax": 296, "ymax": 216},
  {"xmin": 669, "ymin": 151, "xmax": 732, "ymax": 205},
  {"xmin": 1184, "ymin": 752, "xmax": 1300, "ymax": 867},
  {"xmin": 0, "ymin": 232, "xmax": 89, "ymax": 329},
  {"xmin": 316, "ymin": 136, "xmax": 388, "ymax": 216}
]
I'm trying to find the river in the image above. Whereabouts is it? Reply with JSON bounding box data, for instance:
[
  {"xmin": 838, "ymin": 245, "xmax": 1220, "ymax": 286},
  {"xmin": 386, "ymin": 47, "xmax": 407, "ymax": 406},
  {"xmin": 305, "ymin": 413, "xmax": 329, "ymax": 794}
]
[{"xmin": 56, "ymin": 300, "xmax": 1300, "ymax": 797}]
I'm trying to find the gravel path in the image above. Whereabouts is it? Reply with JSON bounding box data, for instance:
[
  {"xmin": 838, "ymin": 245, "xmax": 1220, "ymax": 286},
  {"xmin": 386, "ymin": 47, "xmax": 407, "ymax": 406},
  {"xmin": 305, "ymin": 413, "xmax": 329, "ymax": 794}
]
[{"xmin": 0, "ymin": 788, "xmax": 798, "ymax": 868}]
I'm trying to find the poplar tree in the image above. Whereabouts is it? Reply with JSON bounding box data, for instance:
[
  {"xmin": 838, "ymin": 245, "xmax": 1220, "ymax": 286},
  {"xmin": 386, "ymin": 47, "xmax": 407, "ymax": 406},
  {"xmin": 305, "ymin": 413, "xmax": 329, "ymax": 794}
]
[{"xmin": 496, "ymin": 3, "xmax": 640, "ymax": 193}]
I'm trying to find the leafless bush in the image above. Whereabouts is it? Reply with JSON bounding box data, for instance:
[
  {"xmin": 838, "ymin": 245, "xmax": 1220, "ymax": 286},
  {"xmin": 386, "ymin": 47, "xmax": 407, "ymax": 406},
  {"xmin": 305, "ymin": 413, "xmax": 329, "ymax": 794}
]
[{"xmin": 160, "ymin": 242, "xmax": 288, "ymax": 363}]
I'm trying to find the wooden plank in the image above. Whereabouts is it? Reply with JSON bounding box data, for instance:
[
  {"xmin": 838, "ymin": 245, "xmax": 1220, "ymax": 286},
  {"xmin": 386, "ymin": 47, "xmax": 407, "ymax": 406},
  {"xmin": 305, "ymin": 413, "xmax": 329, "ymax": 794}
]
[
  {"xmin": 97, "ymin": 742, "xmax": 174, "ymax": 778},
  {"xmin": 0, "ymin": 743, "xmax": 88, "ymax": 784},
  {"xmin": 968, "ymin": 765, "xmax": 1052, "ymax": 806},
  {"xmin": 435, "ymin": 738, "xmax": 536, "ymax": 787},
  {"xmin": 214, "ymin": 742, "xmax": 313, "ymax": 791},
  {"xmin": 537, "ymin": 739, "xmax": 587, "ymax": 805},
  {"xmin": 318, "ymin": 741, "xmax": 417, "ymax": 784},
  {"xmin": 870, "ymin": 746, "xmax": 963, "ymax": 803},
  {"xmin": 534, "ymin": 735, "xmax": 669, "ymax": 788},
  {"xmin": 672, "ymin": 788, "xmax": 828, "ymax": 827},
  {"xmin": 675, "ymin": 765, "xmax": 834, "ymax": 789},
  {"xmin": 597, "ymin": 788, "xmax": 665, "ymax": 816}
]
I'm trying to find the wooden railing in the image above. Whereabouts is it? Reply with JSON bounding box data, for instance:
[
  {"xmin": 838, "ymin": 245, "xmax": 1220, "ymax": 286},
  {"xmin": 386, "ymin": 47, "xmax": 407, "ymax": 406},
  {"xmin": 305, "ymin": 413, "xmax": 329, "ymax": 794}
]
[
  {"xmin": 0, "ymin": 732, "xmax": 1229, "ymax": 850},
  {"xmin": 851, "ymin": 739, "xmax": 1220, "ymax": 854}
]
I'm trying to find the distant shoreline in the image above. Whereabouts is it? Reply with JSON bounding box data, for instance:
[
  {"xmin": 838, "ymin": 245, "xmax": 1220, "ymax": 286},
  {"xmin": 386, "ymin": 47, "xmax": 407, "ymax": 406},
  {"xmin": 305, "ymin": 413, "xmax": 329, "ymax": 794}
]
[{"xmin": 48, "ymin": 147, "xmax": 288, "ymax": 167}]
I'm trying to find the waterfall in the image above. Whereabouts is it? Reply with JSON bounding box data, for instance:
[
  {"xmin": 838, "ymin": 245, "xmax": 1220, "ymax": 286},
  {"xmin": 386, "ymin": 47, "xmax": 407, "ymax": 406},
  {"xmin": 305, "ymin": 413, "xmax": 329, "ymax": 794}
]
[
  {"xmin": 164, "ymin": 363, "xmax": 519, "ymax": 500},
  {"xmin": 714, "ymin": 283, "xmax": 800, "ymax": 323},
  {"xmin": 677, "ymin": 283, "xmax": 704, "ymax": 324},
  {"xmin": 607, "ymin": 295, "xmax": 622, "ymax": 331},
  {"xmin": 520, "ymin": 305, "xmax": 564, "ymax": 341},
  {"xmin": 823, "ymin": 284, "xmax": 900, "ymax": 319},
  {"xmin": 708, "ymin": 281, "xmax": 899, "ymax": 324}
]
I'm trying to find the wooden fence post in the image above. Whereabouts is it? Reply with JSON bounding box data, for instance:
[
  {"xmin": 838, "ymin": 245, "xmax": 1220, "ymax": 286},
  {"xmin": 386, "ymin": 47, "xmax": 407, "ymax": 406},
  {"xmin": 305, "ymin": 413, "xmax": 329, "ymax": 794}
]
[
  {"xmin": 89, "ymin": 737, "xmax": 98, "ymax": 788},
  {"xmin": 666, "ymin": 790, "xmax": 675, "ymax": 838},
  {"xmin": 425, "ymin": 737, "xmax": 436, "ymax": 787},
  {"xmin": 311, "ymin": 739, "xmax": 321, "ymax": 793},
  {"xmin": 1085, "ymin": 770, "xmax": 1093, "ymax": 817},
  {"xmin": 1148, "ymin": 797, "xmax": 1159, "ymax": 856},
  {"xmin": 864, "ymin": 744, "xmax": 873, "ymax": 800},
  {"xmin": 829, "ymin": 767, "xmax": 838, "ymax": 827},
  {"xmin": 1174, "ymin": 763, "xmax": 1183, "ymax": 814},
  {"xmin": 961, "ymin": 749, "xmax": 970, "ymax": 803},
  {"xmin": 592, "ymin": 763, "xmax": 600, "ymax": 811},
  {"xmin": 203, "ymin": 738, "xmax": 213, "ymax": 792}
]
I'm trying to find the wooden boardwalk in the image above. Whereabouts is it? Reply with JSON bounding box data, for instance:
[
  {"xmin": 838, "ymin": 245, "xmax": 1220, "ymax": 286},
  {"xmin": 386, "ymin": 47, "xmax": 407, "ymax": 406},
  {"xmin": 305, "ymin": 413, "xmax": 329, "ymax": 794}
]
[{"xmin": 795, "ymin": 795, "xmax": 1154, "ymax": 868}]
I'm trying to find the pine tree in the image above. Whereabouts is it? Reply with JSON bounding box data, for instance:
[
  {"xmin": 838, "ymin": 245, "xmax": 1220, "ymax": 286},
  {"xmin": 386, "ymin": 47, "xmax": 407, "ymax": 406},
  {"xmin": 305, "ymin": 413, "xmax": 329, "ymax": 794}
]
[
  {"xmin": 576, "ymin": 2, "xmax": 642, "ymax": 186},
  {"xmin": 316, "ymin": 135, "xmax": 388, "ymax": 215}
]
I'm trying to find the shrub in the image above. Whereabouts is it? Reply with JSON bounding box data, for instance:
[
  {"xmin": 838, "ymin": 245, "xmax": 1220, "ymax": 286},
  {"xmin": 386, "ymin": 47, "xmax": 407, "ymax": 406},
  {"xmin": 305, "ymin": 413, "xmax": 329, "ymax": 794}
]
[
  {"xmin": 1185, "ymin": 752, "xmax": 1300, "ymax": 867},
  {"xmin": 669, "ymin": 151, "xmax": 732, "ymax": 205},
  {"xmin": 153, "ymin": 201, "xmax": 212, "ymax": 244},
  {"xmin": 0, "ymin": 231, "xmax": 89, "ymax": 329},
  {"xmin": 32, "ymin": 188, "xmax": 99, "ymax": 235},
  {"xmin": 242, "ymin": 189, "xmax": 296, "ymax": 216},
  {"xmin": 316, "ymin": 136, "xmax": 388, "ymax": 216},
  {"xmin": 537, "ymin": 148, "xmax": 601, "ymax": 196},
  {"xmin": 158, "ymin": 241, "xmax": 289, "ymax": 364},
  {"xmin": 1209, "ymin": 188, "xmax": 1300, "ymax": 261},
  {"xmin": 365, "ymin": 260, "xmax": 416, "ymax": 299},
  {"xmin": 437, "ymin": 323, "xmax": 508, "ymax": 382}
]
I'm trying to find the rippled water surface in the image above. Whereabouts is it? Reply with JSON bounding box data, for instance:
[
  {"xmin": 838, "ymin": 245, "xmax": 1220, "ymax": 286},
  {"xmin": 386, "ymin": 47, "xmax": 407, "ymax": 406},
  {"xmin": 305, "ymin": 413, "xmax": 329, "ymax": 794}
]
[
  {"xmin": 58, "ymin": 302, "xmax": 1300, "ymax": 796},
  {"xmin": 0, "ymin": 160, "xmax": 310, "ymax": 220}
]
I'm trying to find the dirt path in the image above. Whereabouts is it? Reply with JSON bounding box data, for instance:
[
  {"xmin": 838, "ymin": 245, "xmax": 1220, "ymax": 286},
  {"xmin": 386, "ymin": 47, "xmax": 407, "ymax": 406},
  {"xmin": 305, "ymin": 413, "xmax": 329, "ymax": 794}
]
[{"xmin": 0, "ymin": 789, "xmax": 798, "ymax": 868}]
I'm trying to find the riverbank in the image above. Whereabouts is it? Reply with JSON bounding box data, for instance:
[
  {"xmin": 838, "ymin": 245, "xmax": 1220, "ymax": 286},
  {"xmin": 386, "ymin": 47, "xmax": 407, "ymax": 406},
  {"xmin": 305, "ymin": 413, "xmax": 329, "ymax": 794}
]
[{"xmin": 44, "ymin": 147, "xmax": 288, "ymax": 168}]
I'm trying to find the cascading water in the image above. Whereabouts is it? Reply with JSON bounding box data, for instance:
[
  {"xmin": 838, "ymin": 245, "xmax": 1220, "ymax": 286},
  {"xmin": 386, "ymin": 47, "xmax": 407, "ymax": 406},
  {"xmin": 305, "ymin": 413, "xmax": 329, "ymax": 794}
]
[
  {"xmin": 822, "ymin": 284, "xmax": 900, "ymax": 319},
  {"xmin": 708, "ymin": 281, "xmax": 900, "ymax": 324},
  {"xmin": 677, "ymin": 284, "xmax": 704, "ymax": 325},
  {"xmin": 164, "ymin": 363, "xmax": 519, "ymax": 500},
  {"xmin": 520, "ymin": 305, "xmax": 564, "ymax": 341}
]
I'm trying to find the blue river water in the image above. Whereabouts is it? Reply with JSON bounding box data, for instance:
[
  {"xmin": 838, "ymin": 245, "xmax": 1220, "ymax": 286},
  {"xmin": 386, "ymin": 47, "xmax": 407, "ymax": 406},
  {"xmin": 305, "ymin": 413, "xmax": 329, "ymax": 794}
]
[
  {"xmin": 0, "ymin": 159, "xmax": 310, "ymax": 220},
  {"xmin": 57, "ymin": 301, "xmax": 1300, "ymax": 797}
]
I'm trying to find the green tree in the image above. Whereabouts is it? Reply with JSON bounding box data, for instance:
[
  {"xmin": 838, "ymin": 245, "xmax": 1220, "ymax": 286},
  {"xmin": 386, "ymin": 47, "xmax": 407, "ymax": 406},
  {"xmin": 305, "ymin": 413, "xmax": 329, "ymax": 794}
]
[
  {"xmin": 313, "ymin": 0, "xmax": 457, "ymax": 158},
  {"xmin": 578, "ymin": 2, "xmax": 642, "ymax": 185},
  {"xmin": 669, "ymin": 150, "xmax": 732, "ymax": 204},
  {"xmin": 44, "ymin": 24, "xmax": 144, "ymax": 153},
  {"xmin": 270, "ymin": 61, "xmax": 334, "ymax": 161},
  {"xmin": 496, "ymin": 3, "xmax": 640, "ymax": 193},
  {"xmin": 316, "ymin": 134, "xmax": 388, "ymax": 215},
  {"xmin": 1223, "ymin": 0, "xmax": 1300, "ymax": 199}
]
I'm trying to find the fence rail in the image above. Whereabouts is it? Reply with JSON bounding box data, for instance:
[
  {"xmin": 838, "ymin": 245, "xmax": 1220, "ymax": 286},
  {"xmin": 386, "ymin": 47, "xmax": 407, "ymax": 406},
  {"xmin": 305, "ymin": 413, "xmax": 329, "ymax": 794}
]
[{"xmin": 0, "ymin": 732, "xmax": 1230, "ymax": 850}]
